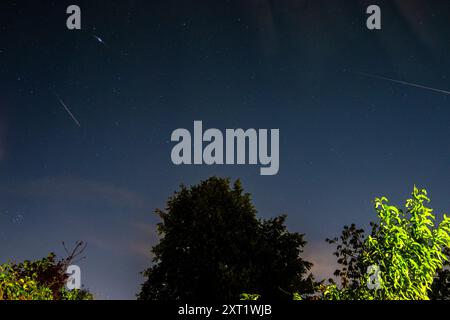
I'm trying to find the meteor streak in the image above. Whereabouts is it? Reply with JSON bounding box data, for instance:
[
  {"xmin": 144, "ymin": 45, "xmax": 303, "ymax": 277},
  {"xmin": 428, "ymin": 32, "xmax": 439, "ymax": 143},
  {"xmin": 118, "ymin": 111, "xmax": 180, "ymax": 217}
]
[
  {"xmin": 355, "ymin": 72, "xmax": 450, "ymax": 96},
  {"xmin": 55, "ymin": 94, "xmax": 81, "ymax": 127}
]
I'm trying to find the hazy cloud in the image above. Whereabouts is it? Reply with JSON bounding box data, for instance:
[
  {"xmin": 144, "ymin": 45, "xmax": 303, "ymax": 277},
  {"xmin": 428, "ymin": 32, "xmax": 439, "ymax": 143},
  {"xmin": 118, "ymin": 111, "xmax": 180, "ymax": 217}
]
[
  {"xmin": 1, "ymin": 176, "xmax": 152, "ymax": 211},
  {"xmin": 303, "ymin": 240, "xmax": 338, "ymax": 282}
]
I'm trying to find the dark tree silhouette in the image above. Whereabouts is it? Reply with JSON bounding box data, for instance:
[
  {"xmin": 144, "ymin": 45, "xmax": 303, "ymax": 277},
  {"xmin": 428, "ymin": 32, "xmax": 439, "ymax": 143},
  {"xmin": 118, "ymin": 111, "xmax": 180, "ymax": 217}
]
[
  {"xmin": 138, "ymin": 177, "xmax": 314, "ymax": 301},
  {"xmin": 326, "ymin": 223, "xmax": 372, "ymax": 291}
]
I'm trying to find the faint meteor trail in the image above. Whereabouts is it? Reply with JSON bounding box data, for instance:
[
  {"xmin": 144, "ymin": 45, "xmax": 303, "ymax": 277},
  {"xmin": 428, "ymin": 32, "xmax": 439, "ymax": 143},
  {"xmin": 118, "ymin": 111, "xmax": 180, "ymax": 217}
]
[
  {"xmin": 55, "ymin": 94, "xmax": 81, "ymax": 127},
  {"xmin": 355, "ymin": 72, "xmax": 450, "ymax": 96}
]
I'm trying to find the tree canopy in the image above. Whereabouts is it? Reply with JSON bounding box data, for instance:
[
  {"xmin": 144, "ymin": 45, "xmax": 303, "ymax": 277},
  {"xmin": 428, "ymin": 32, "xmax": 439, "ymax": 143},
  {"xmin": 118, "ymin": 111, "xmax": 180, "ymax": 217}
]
[{"xmin": 138, "ymin": 177, "xmax": 315, "ymax": 300}]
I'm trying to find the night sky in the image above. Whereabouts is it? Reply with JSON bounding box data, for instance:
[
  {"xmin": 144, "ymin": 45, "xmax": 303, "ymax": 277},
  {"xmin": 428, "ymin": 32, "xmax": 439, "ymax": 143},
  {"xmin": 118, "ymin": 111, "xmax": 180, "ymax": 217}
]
[{"xmin": 0, "ymin": 0, "xmax": 449, "ymax": 299}]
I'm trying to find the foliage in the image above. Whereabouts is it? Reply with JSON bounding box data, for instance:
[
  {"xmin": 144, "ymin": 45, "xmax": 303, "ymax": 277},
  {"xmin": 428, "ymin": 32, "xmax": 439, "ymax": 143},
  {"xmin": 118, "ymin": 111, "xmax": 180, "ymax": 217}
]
[
  {"xmin": 138, "ymin": 177, "xmax": 315, "ymax": 301},
  {"xmin": 240, "ymin": 293, "xmax": 260, "ymax": 300},
  {"xmin": 326, "ymin": 223, "xmax": 367, "ymax": 291},
  {"xmin": 253, "ymin": 215, "xmax": 316, "ymax": 299},
  {"xmin": 0, "ymin": 242, "xmax": 93, "ymax": 300},
  {"xmin": 0, "ymin": 263, "xmax": 53, "ymax": 300},
  {"xmin": 322, "ymin": 186, "xmax": 450, "ymax": 300},
  {"xmin": 430, "ymin": 247, "xmax": 450, "ymax": 299},
  {"xmin": 292, "ymin": 292, "xmax": 303, "ymax": 300},
  {"xmin": 240, "ymin": 291, "xmax": 304, "ymax": 300},
  {"xmin": 60, "ymin": 287, "xmax": 93, "ymax": 300}
]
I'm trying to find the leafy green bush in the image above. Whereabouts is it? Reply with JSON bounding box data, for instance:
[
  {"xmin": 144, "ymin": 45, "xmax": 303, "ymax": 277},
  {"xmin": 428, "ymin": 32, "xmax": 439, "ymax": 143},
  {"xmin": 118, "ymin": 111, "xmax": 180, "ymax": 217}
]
[
  {"xmin": 323, "ymin": 186, "xmax": 450, "ymax": 300},
  {"xmin": 0, "ymin": 243, "xmax": 93, "ymax": 300},
  {"xmin": 0, "ymin": 263, "xmax": 53, "ymax": 300}
]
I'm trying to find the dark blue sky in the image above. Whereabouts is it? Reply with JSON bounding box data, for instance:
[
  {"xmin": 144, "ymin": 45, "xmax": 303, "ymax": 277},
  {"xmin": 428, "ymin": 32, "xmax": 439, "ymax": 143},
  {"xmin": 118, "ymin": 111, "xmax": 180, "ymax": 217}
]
[{"xmin": 0, "ymin": 0, "xmax": 449, "ymax": 299}]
